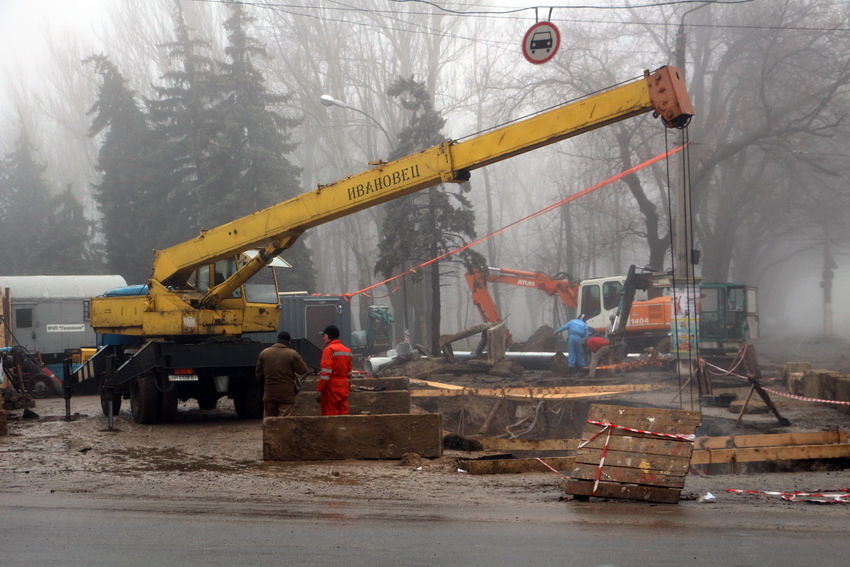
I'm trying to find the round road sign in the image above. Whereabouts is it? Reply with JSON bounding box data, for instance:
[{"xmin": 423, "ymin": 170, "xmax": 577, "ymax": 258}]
[{"xmin": 522, "ymin": 21, "xmax": 560, "ymax": 65}]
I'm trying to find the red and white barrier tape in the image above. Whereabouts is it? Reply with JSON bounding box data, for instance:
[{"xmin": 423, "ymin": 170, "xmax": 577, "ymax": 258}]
[
  {"xmin": 585, "ymin": 420, "xmax": 696, "ymax": 442},
  {"xmin": 592, "ymin": 427, "xmax": 613, "ymax": 495},
  {"xmin": 535, "ymin": 457, "xmax": 568, "ymax": 477},
  {"xmin": 700, "ymin": 358, "xmax": 850, "ymax": 406},
  {"xmin": 727, "ymin": 488, "xmax": 850, "ymax": 503}
]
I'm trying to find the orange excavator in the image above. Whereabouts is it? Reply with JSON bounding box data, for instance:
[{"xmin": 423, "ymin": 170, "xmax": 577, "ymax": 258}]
[
  {"xmin": 465, "ymin": 266, "xmax": 576, "ymax": 347},
  {"xmin": 465, "ymin": 265, "xmax": 674, "ymax": 352}
]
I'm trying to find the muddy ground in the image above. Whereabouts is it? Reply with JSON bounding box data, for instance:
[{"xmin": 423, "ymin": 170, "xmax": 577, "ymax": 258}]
[{"xmin": 1, "ymin": 333, "xmax": 849, "ymax": 514}]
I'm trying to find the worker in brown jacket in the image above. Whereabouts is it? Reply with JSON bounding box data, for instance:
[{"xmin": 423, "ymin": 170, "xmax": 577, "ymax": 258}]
[{"xmin": 255, "ymin": 331, "xmax": 309, "ymax": 418}]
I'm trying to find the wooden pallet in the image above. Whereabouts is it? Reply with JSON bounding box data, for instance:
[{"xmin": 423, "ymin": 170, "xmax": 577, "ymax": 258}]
[{"xmin": 563, "ymin": 404, "xmax": 702, "ymax": 504}]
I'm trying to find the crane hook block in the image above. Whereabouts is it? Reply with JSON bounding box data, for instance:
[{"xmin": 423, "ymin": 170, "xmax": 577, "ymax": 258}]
[{"xmin": 647, "ymin": 66, "xmax": 694, "ymax": 129}]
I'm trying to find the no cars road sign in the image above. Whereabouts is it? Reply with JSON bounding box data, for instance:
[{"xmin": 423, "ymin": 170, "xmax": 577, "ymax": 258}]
[{"xmin": 522, "ymin": 21, "xmax": 560, "ymax": 64}]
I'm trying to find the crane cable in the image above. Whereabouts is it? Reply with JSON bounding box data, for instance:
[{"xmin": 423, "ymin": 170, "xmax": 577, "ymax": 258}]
[{"xmin": 664, "ymin": 125, "xmax": 699, "ymax": 410}]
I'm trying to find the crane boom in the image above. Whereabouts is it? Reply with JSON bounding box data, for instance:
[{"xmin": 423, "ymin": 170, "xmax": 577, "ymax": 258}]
[{"xmin": 91, "ymin": 66, "xmax": 692, "ymax": 338}]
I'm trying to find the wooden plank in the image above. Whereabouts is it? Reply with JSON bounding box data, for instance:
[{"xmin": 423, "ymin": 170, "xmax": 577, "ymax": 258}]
[
  {"xmin": 563, "ymin": 478, "xmax": 682, "ymax": 504},
  {"xmin": 569, "ymin": 463, "xmax": 686, "ymax": 488},
  {"xmin": 586, "ymin": 404, "xmax": 702, "ymax": 434},
  {"xmin": 690, "ymin": 443, "xmax": 850, "ymax": 465},
  {"xmin": 694, "ymin": 430, "xmax": 847, "ymax": 450},
  {"xmin": 578, "ymin": 434, "xmax": 695, "ymax": 458},
  {"xmin": 460, "ymin": 456, "xmax": 575, "ymax": 475},
  {"xmin": 480, "ymin": 438, "xmax": 580, "ymax": 452},
  {"xmin": 411, "ymin": 383, "xmax": 663, "ymax": 400},
  {"xmin": 575, "ymin": 449, "xmax": 692, "ymax": 473}
]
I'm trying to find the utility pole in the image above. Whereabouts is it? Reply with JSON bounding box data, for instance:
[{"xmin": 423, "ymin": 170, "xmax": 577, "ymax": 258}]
[
  {"xmin": 822, "ymin": 237, "xmax": 836, "ymax": 338},
  {"xmin": 670, "ymin": 4, "xmax": 708, "ymax": 359}
]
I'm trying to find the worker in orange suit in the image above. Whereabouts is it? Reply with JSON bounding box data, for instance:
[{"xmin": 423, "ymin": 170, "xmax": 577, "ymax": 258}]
[{"xmin": 317, "ymin": 325, "xmax": 353, "ymax": 415}]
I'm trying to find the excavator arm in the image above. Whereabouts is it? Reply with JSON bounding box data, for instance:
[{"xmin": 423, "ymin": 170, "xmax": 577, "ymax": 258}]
[
  {"xmin": 466, "ymin": 266, "xmax": 579, "ymax": 321},
  {"xmin": 92, "ymin": 67, "xmax": 692, "ymax": 338},
  {"xmin": 465, "ymin": 266, "xmax": 581, "ymax": 347}
]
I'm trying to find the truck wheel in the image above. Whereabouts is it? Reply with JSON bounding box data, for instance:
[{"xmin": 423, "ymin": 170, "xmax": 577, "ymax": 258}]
[
  {"xmin": 27, "ymin": 374, "xmax": 58, "ymax": 399},
  {"xmin": 158, "ymin": 386, "xmax": 179, "ymax": 423},
  {"xmin": 233, "ymin": 385, "xmax": 263, "ymax": 419},
  {"xmin": 130, "ymin": 374, "xmax": 159, "ymax": 424},
  {"xmin": 99, "ymin": 386, "xmax": 123, "ymax": 416}
]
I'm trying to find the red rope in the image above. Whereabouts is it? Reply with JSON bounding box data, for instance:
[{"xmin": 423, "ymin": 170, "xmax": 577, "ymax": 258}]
[{"xmin": 342, "ymin": 144, "xmax": 688, "ymax": 300}]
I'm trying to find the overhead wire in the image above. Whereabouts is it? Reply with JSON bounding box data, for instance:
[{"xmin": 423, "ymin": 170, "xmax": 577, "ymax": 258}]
[{"xmin": 184, "ymin": 0, "xmax": 850, "ymax": 34}]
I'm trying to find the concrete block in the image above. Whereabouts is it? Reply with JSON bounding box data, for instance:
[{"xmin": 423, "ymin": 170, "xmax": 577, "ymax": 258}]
[
  {"xmin": 802, "ymin": 370, "xmax": 832, "ymax": 400},
  {"xmin": 786, "ymin": 372, "xmax": 806, "ymax": 396},
  {"xmin": 263, "ymin": 413, "xmax": 443, "ymax": 461},
  {"xmin": 292, "ymin": 389, "xmax": 411, "ymax": 416},
  {"xmin": 835, "ymin": 376, "xmax": 850, "ymax": 415},
  {"xmin": 783, "ymin": 362, "xmax": 811, "ymax": 384},
  {"xmin": 820, "ymin": 371, "xmax": 839, "ymax": 402}
]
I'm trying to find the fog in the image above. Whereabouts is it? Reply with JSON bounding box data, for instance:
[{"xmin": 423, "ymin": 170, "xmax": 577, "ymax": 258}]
[{"xmin": 1, "ymin": 0, "xmax": 848, "ymax": 347}]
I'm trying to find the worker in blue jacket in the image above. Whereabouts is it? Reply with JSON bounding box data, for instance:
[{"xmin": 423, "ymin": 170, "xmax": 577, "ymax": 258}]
[{"xmin": 555, "ymin": 314, "xmax": 590, "ymax": 370}]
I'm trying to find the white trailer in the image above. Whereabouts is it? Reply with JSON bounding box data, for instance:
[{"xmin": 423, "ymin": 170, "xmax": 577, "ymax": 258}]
[{"xmin": 0, "ymin": 275, "xmax": 127, "ymax": 371}]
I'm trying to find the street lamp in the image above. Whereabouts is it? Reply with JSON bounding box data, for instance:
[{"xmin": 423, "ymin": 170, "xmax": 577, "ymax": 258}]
[
  {"xmin": 319, "ymin": 93, "xmax": 406, "ymax": 336},
  {"xmin": 675, "ymin": 2, "xmax": 711, "ymax": 76},
  {"xmin": 319, "ymin": 94, "xmax": 394, "ymax": 146}
]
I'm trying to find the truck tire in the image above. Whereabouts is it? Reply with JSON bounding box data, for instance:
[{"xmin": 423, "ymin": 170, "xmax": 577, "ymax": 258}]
[
  {"xmin": 233, "ymin": 385, "xmax": 263, "ymax": 419},
  {"xmin": 99, "ymin": 385, "xmax": 123, "ymax": 416},
  {"xmin": 130, "ymin": 374, "xmax": 159, "ymax": 424},
  {"xmin": 158, "ymin": 386, "xmax": 179, "ymax": 423}
]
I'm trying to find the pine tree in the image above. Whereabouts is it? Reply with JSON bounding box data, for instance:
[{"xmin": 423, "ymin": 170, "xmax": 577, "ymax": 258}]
[
  {"xmin": 33, "ymin": 184, "xmax": 98, "ymax": 274},
  {"xmin": 375, "ymin": 77, "xmax": 477, "ymax": 353},
  {"xmin": 86, "ymin": 54, "xmax": 162, "ymax": 283},
  {"xmin": 0, "ymin": 127, "xmax": 93, "ymax": 275},
  {"xmin": 199, "ymin": 3, "xmax": 313, "ymax": 291},
  {"xmin": 0, "ymin": 125, "xmax": 54, "ymax": 275},
  {"xmin": 146, "ymin": 1, "xmax": 219, "ymax": 247}
]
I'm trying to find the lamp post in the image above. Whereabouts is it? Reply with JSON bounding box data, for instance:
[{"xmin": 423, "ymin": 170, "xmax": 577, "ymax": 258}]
[
  {"xmin": 319, "ymin": 94, "xmax": 407, "ymax": 337},
  {"xmin": 675, "ymin": 2, "xmax": 711, "ymax": 77},
  {"xmin": 319, "ymin": 94, "xmax": 394, "ymax": 146}
]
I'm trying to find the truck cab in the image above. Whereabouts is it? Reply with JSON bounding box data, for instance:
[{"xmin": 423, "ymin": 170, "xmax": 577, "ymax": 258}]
[
  {"xmin": 698, "ymin": 283, "xmax": 758, "ymax": 355},
  {"xmin": 579, "ymin": 276, "xmax": 672, "ymax": 352}
]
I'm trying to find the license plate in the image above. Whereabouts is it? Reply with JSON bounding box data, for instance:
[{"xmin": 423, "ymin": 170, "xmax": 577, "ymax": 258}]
[{"xmin": 168, "ymin": 374, "xmax": 199, "ymax": 382}]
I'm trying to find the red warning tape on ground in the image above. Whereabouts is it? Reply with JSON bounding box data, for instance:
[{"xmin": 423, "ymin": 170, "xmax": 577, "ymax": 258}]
[{"xmin": 726, "ymin": 488, "xmax": 850, "ymax": 503}]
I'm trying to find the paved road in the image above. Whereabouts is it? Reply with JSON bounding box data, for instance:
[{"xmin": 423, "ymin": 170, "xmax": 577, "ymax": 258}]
[{"xmin": 2, "ymin": 492, "xmax": 846, "ymax": 566}]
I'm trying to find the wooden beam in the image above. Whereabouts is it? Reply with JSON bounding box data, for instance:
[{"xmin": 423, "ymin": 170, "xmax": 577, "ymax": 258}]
[
  {"xmin": 480, "ymin": 438, "xmax": 580, "ymax": 452},
  {"xmin": 570, "ymin": 463, "xmax": 686, "ymax": 488},
  {"xmin": 694, "ymin": 430, "xmax": 847, "ymax": 450},
  {"xmin": 410, "ymin": 382, "xmax": 663, "ymax": 400},
  {"xmin": 690, "ymin": 443, "xmax": 850, "ymax": 465},
  {"xmin": 459, "ymin": 456, "xmax": 575, "ymax": 475},
  {"xmin": 563, "ymin": 478, "xmax": 682, "ymax": 504},
  {"xmin": 575, "ymin": 449, "xmax": 692, "ymax": 473}
]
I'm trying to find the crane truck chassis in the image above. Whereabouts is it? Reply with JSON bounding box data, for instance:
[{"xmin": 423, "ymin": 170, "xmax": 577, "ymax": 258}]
[{"xmin": 67, "ymin": 67, "xmax": 694, "ymax": 424}]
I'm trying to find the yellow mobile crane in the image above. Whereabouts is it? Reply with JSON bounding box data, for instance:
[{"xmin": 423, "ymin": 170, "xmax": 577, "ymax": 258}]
[{"xmin": 70, "ymin": 67, "xmax": 693, "ymax": 424}]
